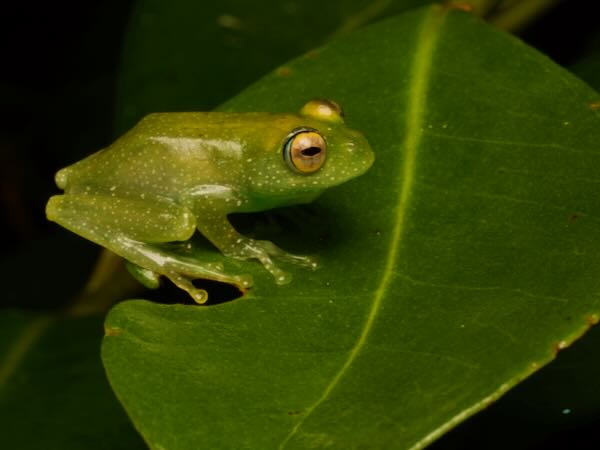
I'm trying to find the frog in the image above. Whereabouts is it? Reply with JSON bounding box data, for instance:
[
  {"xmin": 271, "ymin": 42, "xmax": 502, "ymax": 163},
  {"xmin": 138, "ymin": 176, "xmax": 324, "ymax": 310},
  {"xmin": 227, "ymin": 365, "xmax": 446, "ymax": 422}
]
[{"xmin": 46, "ymin": 99, "xmax": 374, "ymax": 303}]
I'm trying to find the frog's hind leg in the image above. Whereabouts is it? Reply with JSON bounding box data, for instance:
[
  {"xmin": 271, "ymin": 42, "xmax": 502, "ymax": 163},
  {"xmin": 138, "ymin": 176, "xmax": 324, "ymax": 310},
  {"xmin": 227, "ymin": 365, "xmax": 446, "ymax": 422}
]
[{"xmin": 46, "ymin": 194, "xmax": 252, "ymax": 303}]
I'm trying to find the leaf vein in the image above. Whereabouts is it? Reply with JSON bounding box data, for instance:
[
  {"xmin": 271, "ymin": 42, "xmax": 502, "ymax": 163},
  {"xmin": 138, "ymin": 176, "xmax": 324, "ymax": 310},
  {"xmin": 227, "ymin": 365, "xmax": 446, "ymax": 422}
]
[
  {"xmin": 278, "ymin": 7, "xmax": 446, "ymax": 448},
  {"xmin": 395, "ymin": 271, "xmax": 570, "ymax": 304},
  {"xmin": 424, "ymin": 130, "xmax": 598, "ymax": 155}
]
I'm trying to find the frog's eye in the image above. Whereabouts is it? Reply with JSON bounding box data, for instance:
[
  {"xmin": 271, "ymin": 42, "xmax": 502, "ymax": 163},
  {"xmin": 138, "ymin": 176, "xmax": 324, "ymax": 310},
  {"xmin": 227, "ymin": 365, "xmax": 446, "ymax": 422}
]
[{"xmin": 283, "ymin": 128, "xmax": 327, "ymax": 174}]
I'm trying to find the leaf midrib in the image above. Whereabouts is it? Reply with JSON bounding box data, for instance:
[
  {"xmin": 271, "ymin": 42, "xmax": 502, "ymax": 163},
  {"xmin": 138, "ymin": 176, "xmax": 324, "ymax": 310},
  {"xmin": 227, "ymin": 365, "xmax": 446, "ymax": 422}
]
[{"xmin": 278, "ymin": 6, "xmax": 447, "ymax": 448}]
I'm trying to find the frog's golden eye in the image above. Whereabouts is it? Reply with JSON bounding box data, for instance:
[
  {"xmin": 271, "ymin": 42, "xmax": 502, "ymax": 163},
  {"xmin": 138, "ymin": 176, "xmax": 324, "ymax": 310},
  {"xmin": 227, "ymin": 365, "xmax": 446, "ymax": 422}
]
[{"xmin": 283, "ymin": 128, "xmax": 327, "ymax": 174}]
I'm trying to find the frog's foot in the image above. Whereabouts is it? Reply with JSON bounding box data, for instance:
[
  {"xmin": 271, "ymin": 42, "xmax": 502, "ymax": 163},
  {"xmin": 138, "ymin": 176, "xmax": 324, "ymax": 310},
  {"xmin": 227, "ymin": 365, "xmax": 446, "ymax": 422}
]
[
  {"xmin": 125, "ymin": 246, "xmax": 253, "ymax": 304},
  {"xmin": 162, "ymin": 260, "xmax": 253, "ymax": 304},
  {"xmin": 226, "ymin": 238, "xmax": 319, "ymax": 285},
  {"xmin": 165, "ymin": 256, "xmax": 253, "ymax": 289}
]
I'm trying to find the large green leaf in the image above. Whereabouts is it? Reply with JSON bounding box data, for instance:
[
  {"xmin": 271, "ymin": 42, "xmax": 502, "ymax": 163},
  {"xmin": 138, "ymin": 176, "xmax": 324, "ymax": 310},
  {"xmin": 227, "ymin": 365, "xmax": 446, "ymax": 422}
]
[{"xmin": 103, "ymin": 5, "xmax": 600, "ymax": 450}]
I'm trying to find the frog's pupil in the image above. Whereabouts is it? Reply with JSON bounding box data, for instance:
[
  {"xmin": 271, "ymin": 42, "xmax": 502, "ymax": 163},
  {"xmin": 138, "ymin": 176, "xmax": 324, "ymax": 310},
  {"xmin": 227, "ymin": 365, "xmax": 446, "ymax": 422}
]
[{"xmin": 301, "ymin": 147, "xmax": 321, "ymax": 156}]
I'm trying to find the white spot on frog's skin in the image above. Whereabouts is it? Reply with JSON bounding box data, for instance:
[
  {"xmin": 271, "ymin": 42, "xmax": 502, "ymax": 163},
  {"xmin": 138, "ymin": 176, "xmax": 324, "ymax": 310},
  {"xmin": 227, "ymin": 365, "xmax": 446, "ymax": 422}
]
[
  {"xmin": 186, "ymin": 185, "xmax": 232, "ymax": 197},
  {"xmin": 110, "ymin": 186, "xmax": 116, "ymax": 191}
]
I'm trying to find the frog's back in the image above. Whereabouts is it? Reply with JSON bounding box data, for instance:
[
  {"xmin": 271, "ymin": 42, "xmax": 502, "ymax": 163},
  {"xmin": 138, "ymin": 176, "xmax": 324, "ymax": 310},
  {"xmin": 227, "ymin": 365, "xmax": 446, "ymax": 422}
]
[{"xmin": 55, "ymin": 112, "xmax": 273, "ymax": 197}]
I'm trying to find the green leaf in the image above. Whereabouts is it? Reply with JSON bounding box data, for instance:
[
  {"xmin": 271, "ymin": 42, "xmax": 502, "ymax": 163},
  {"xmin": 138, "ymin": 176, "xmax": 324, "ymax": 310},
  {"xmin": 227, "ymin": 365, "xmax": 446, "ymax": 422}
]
[
  {"xmin": 0, "ymin": 310, "xmax": 145, "ymax": 450},
  {"xmin": 103, "ymin": 5, "xmax": 600, "ymax": 450}
]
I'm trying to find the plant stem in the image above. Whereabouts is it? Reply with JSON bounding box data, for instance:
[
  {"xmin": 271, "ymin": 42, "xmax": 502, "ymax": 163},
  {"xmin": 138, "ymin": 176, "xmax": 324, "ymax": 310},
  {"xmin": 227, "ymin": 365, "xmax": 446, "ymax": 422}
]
[
  {"xmin": 66, "ymin": 250, "xmax": 142, "ymax": 317},
  {"xmin": 488, "ymin": 0, "xmax": 562, "ymax": 32}
]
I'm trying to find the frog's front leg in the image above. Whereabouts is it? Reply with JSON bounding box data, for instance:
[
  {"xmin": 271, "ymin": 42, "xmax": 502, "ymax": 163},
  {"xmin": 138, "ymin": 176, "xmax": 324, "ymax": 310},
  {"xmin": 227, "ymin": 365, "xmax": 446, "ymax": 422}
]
[
  {"xmin": 186, "ymin": 189, "xmax": 318, "ymax": 285},
  {"xmin": 200, "ymin": 215, "xmax": 319, "ymax": 284}
]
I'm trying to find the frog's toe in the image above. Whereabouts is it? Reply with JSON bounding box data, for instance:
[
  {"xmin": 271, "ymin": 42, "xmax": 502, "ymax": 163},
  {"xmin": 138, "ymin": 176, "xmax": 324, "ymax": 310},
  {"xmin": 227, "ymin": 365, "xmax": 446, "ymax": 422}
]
[
  {"xmin": 254, "ymin": 239, "xmax": 319, "ymax": 270},
  {"xmin": 168, "ymin": 273, "xmax": 209, "ymax": 304},
  {"xmin": 261, "ymin": 257, "xmax": 292, "ymax": 284},
  {"xmin": 281, "ymin": 253, "xmax": 320, "ymax": 270},
  {"xmin": 234, "ymin": 273, "xmax": 254, "ymax": 288},
  {"xmin": 270, "ymin": 250, "xmax": 320, "ymax": 270},
  {"xmin": 274, "ymin": 271, "xmax": 292, "ymax": 285},
  {"xmin": 189, "ymin": 288, "xmax": 209, "ymax": 304}
]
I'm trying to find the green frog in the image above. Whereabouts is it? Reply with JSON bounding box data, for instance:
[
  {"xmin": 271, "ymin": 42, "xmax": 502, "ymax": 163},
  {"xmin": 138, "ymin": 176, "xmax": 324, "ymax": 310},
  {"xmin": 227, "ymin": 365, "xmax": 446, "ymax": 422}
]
[{"xmin": 46, "ymin": 100, "xmax": 374, "ymax": 303}]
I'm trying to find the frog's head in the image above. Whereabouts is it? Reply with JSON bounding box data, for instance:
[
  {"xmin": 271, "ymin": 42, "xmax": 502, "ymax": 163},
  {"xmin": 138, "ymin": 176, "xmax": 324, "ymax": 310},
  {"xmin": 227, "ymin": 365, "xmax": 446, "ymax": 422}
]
[{"xmin": 248, "ymin": 99, "xmax": 374, "ymax": 206}]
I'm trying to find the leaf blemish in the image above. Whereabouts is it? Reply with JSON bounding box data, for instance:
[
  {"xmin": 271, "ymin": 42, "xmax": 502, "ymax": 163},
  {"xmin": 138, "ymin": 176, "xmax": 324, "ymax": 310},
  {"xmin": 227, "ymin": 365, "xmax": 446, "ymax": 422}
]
[
  {"xmin": 568, "ymin": 213, "xmax": 580, "ymax": 223},
  {"xmin": 105, "ymin": 326, "xmax": 123, "ymax": 337},
  {"xmin": 276, "ymin": 66, "xmax": 292, "ymax": 77},
  {"xmin": 589, "ymin": 101, "xmax": 600, "ymax": 111},
  {"xmin": 287, "ymin": 410, "xmax": 302, "ymax": 416},
  {"xmin": 442, "ymin": 2, "xmax": 474, "ymax": 13},
  {"xmin": 553, "ymin": 340, "xmax": 568, "ymax": 354},
  {"xmin": 585, "ymin": 314, "xmax": 599, "ymax": 326}
]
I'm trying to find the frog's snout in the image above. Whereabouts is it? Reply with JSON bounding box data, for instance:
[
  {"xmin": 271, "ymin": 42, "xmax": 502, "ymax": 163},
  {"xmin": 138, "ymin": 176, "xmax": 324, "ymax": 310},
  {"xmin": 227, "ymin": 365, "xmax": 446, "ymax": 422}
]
[
  {"xmin": 362, "ymin": 141, "xmax": 375, "ymax": 171},
  {"xmin": 347, "ymin": 131, "xmax": 375, "ymax": 176}
]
